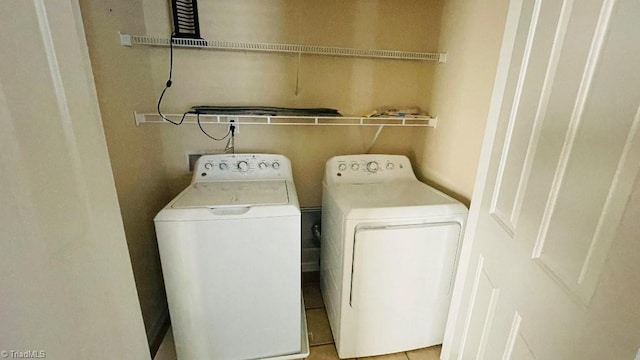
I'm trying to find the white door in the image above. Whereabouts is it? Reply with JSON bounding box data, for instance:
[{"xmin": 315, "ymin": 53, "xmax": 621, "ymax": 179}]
[
  {"xmin": 0, "ymin": 1, "xmax": 150, "ymax": 359},
  {"xmin": 443, "ymin": 0, "xmax": 640, "ymax": 359}
]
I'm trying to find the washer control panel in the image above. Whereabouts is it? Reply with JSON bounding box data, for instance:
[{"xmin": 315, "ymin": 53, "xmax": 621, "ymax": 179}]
[
  {"xmin": 193, "ymin": 154, "xmax": 292, "ymax": 182},
  {"xmin": 325, "ymin": 154, "xmax": 417, "ymax": 185}
]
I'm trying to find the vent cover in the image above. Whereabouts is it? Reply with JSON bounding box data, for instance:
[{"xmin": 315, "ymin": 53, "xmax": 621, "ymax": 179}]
[{"xmin": 171, "ymin": 0, "xmax": 201, "ymax": 39}]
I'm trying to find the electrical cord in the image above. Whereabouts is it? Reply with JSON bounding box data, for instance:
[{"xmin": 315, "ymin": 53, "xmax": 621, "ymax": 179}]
[
  {"xmin": 157, "ymin": 33, "xmax": 186, "ymax": 125},
  {"xmin": 156, "ymin": 32, "xmax": 235, "ymax": 143},
  {"xmin": 224, "ymin": 124, "xmax": 235, "ymax": 154},
  {"xmin": 196, "ymin": 112, "xmax": 233, "ymax": 141}
]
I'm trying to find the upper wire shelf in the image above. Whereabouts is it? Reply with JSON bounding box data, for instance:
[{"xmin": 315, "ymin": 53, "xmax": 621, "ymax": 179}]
[
  {"xmin": 119, "ymin": 33, "xmax": 447, "ymax": 62},
  {"xmin": 134, "ymin": 112, "xmax": 437, "ymax": 127}
]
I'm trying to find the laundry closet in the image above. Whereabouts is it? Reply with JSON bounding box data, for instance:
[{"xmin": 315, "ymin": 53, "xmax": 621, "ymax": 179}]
[{"xmin": 79, "ymin": 0, "xmax": 511, "ymax": 355}]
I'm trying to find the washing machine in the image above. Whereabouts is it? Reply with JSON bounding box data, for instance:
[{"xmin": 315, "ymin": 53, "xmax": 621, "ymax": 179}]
[
  {"xmin": 154, "ymin": 154, "xmax": 309, "ymax": 360},
  {"xmin": 320, "ymin": 154, "xmax": 468, "ymax": 358}
]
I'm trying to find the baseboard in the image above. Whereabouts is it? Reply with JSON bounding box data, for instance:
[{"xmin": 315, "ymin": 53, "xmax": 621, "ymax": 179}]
[{"xmin": 147, "ymin": 306, "xmax": 170, "ymax": 357}]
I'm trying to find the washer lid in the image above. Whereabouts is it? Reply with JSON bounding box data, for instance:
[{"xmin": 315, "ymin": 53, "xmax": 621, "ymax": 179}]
[{"xmin": 171, "ymin": 180, "xmax": 290, "ymax": 208}]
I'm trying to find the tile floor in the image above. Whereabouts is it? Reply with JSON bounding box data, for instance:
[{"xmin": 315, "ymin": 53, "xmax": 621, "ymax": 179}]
[{"xmin": 154, "ymin": 274, "xmax": 442, "ymax": 360}]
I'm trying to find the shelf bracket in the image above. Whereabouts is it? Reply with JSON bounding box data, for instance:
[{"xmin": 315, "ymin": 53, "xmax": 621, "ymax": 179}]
[{"xmin": 120, "ymin": 32, "xmax": 132, "ymax": 47}]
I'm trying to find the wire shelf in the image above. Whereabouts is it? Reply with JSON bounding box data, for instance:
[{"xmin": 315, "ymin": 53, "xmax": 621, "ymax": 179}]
[
  {"xmin": 134, "ymin": 112, "xmax": 437, "ymax": 127},
  {"xmin": 120, "ymin": 33, "xmax": 447, "ymax": 62}
]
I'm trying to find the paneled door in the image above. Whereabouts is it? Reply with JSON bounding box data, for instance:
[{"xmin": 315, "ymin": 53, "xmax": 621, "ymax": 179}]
[{"xmin": 443, "ymin": 0, "xmax": 640, "ymax": 359}]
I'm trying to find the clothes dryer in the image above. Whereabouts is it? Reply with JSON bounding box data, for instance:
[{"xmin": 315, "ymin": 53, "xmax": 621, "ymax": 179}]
[
  {"xmin": 155, "ymin": 154, "xmax": 308, "ymax": 360},
  {"xmin": 321, "ymin": 154, "xmax": 467, "ymax": 358}
]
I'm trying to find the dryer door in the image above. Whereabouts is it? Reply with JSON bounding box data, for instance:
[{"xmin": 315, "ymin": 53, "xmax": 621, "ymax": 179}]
[
  {"xmin": 349, "ymin": 222, "xmax": 462, "ymax": 350},
  {"xmin": 351, "ymin": 222, "xmax": 461, "ymax": 308}
]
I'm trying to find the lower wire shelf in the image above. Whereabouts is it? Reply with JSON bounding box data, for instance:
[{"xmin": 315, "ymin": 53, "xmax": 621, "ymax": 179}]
[{"xmin": 134, "ymin": 112, "xmax": 437, "ymax": 127}]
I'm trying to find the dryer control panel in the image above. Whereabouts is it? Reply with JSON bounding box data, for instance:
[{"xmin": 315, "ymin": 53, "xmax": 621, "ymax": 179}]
[
  {"xmin": 192, "ymin": 154, "xmax": 294, "ymax": 182},
  {"xmin": 324, "ymin": 154, "xmax": 417, "ymax": 185}
]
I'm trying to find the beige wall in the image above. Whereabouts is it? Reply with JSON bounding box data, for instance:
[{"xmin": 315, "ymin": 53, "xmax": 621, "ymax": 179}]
[
  {"xmin": 411, "ymin": 0, "xmax": 511, "ymax": 205},
  {"xmin": 142, "ymin": 0, "xmax": 445, "ymax": 206},
  {"xmin": 80, "ymin": 0, "xmax": 443, "ymax": 342},
  {"xmin": 79, "ymin": 0, "xmax": 172, "ymax": 342}
]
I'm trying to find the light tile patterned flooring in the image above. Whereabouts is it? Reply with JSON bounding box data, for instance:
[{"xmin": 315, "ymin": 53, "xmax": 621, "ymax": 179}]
[{"xmin": 153, "ymin": 275, "xmax": 442, "ymax": 360}]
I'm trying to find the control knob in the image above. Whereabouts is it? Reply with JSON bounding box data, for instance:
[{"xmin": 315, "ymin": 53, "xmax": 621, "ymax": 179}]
[
  {"xmin": 338, "ymin": 163, "xmax": 347, "ymax": 171},
  {"xmin": 204, "ymin": 163, "xmax": 213, "ymax": 170},
  {"xmin": 237, "ymin": 161, "xmax": 249, "ymax": 172},
  {"xmin": 367, "ymin": 161, "xmax": 379, "ymax": 173},
  {"xmin": 272, "ymin": 161, "xmax": 280, "ymax": 170},
  {"xmin": 258, "ymin": 162, "xmax": 268, "ymax": 169},
  {"xmin": 351, "ymin": 162, "xmax": 359, "ymax": 171},
  {"xmin": 219, "ymin": 163, "xmax": 229, "ymax": 171},
  {"xmin": 386, "ymin": 162, "xmax": 394, "ymax": 170}
]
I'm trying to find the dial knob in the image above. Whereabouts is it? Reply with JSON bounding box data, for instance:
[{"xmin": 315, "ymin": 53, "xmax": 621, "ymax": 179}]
[
  {"xmin": 338, "ymin": 164, "xmax": 347, "ymax": 171},
  {"xmin": 272, "ymin": 161, "xmax": 280, "ymax": 170},
  {"xmin": 258, "ymin": 162, "xmax": 268, "ymax": 169},
  {"xmin": 219, "ymin": 163, "xmax": 229, "ymax": 171},
  {"xmin": 237, "ymin": 161, "xmax": 249, "ymax": 171},
  {"xmin": 351, "ymin": 162, "xmax": 360, "ymax": 171},
  {"xmin": 204, "ymin": 163, "xmax": 213, "ymax": 170},
  {"xmin": 386, "ymin": 162, "xmax": 394, "ymax": 170},
  {"xmin": 367, "ymin": 161, "xmax": 379, "ymax": 173}
]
